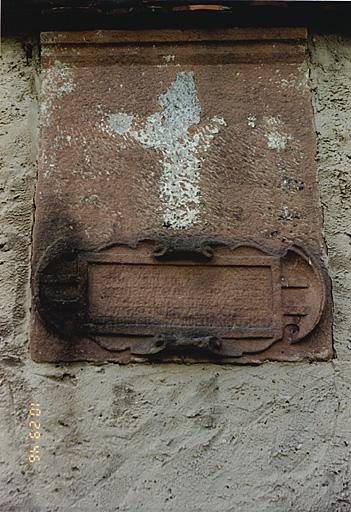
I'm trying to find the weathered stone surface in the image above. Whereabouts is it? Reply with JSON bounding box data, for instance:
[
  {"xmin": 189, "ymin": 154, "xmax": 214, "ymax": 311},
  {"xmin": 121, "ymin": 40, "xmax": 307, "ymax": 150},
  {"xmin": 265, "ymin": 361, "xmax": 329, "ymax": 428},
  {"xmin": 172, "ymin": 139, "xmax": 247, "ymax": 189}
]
[
  {"xmin": 1, "ymin": 33, "xmax": 351, "ymax": 512},
  {"xmin": 31, "ymin": 29, "xmax": 332, "ymax": 363}
]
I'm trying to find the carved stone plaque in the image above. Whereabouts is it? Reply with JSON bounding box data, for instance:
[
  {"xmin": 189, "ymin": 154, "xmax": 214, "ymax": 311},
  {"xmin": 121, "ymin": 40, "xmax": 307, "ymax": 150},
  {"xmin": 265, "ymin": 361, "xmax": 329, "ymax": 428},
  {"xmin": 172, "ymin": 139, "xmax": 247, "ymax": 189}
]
[{"xmin": 31, "ymin": 28, "xmax": 333, "ymax": 363}]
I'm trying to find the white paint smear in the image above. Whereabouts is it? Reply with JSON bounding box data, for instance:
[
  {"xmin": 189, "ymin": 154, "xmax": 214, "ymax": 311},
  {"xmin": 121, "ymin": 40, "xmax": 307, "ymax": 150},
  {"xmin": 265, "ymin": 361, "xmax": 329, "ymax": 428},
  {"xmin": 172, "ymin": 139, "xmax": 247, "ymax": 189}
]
[
  {"xmin": 41, "ymin": 62, "xmax": 76, "ymax": 127},
  {"xmin": 263, "ymin": 116, "xmax": 292, "ymax": 151},
  {"xmin": 247, "ymin": 115, "xmax": 256, "ymax": 128},
  {"xmin": 103, "ymin": 72, "xmax": 226, "ymax": 229}
]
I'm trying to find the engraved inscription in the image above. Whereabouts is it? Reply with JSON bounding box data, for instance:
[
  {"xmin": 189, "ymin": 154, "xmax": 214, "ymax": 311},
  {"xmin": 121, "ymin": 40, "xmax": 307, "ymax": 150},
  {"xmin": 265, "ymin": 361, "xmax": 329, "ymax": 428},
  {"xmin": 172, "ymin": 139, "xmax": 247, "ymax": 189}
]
[{"xmin": 88, "ymin": 263, "xmax": 274, "ymax": 332}]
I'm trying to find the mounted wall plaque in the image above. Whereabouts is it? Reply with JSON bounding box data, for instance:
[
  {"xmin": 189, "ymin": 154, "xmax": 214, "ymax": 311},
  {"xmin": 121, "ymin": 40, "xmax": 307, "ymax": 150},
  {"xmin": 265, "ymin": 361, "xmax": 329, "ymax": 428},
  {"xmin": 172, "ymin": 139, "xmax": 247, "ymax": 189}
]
[{"xmin": 31, "ymin": 28, "xmax": 333, "ymax": 363}]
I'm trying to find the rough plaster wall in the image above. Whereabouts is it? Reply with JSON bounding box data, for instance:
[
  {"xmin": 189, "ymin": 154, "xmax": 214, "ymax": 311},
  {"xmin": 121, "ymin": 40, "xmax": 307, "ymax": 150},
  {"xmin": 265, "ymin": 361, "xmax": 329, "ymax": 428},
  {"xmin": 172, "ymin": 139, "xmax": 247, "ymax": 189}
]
[
  {"xmin": 310, "ymin": 34, "xmax": 351, "ymax": 361},
  {"xmin": 1, "ymin": 34, "xmax": 351, "ymax": 512}
]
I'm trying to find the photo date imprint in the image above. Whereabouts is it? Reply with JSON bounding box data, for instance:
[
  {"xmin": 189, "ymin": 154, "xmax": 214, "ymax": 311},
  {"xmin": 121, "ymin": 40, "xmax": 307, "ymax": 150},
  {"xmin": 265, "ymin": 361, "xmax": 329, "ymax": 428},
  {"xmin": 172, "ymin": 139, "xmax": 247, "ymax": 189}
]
[{"xmin": 27, "ymin": 403, "xmax": 41, "ymax": 464}]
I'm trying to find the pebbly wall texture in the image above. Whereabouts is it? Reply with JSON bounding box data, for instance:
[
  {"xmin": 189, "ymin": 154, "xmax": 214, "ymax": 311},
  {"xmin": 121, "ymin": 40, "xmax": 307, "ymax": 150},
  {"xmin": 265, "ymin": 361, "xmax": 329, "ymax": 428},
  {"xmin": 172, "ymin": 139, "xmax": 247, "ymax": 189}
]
[{"xmin": 1, "ymin": 32, "xmax": 351, "ymax": 512}]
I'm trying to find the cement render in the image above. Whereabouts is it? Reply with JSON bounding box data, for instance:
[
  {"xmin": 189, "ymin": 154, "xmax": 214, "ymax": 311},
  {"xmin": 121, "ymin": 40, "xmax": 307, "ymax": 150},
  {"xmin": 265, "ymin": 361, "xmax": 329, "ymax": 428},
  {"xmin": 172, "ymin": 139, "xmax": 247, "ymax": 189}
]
[{"xmin": 1, "ymin": 34, "xmax": 351, "ymax": 512}]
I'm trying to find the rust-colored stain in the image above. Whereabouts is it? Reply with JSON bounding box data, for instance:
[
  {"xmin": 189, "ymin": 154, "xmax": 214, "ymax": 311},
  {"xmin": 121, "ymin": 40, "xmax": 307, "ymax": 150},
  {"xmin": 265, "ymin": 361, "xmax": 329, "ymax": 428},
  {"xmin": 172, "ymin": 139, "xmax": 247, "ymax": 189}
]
[{"xmin": 31, "ymin": 28, "xmax": 333, "ymax": 363}]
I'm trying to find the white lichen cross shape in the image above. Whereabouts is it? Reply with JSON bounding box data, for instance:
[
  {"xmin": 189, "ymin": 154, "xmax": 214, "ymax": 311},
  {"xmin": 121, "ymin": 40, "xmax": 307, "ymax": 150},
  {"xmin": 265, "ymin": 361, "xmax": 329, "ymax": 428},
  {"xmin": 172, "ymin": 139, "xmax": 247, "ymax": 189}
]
[{"xmin": 102, "ymin": 72, "xmax": 226, "ymax": 229}]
